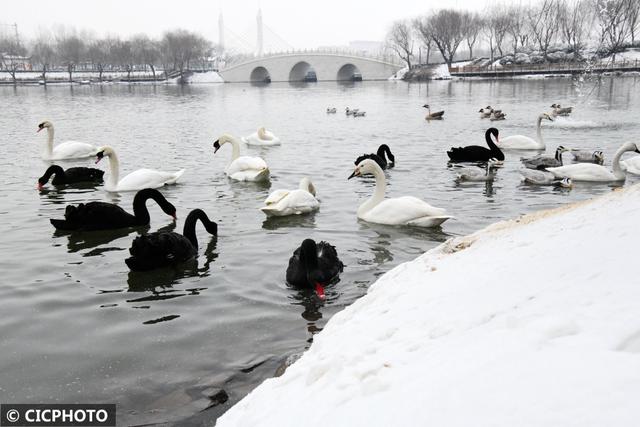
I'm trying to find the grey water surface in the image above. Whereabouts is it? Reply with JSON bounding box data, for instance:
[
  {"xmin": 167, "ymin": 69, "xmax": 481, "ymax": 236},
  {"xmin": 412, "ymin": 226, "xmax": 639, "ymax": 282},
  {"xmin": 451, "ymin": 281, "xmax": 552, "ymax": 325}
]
[{"xmin": 0, "ymin": 76, "xmax": 638, "ymax": 425}]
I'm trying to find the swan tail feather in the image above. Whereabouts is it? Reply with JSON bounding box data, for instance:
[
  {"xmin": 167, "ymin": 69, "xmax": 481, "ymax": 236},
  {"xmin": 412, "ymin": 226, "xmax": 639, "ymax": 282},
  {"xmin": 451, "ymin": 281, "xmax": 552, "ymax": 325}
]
[{"xmin": 166, "ymin": 169, "xmax": 186, "ymax": 184}]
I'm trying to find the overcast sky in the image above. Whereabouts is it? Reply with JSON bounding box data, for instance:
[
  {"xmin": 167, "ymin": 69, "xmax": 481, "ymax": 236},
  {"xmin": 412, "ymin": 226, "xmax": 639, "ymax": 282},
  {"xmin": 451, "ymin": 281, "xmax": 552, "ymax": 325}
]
[{"xmin": 2, "ymin": 0, "xmax": 491, "ymax": 49}]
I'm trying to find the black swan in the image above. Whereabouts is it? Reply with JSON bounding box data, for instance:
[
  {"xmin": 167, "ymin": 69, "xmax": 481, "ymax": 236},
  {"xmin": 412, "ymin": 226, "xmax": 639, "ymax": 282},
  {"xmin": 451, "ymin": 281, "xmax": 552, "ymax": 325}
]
[
  {"xmin": 50, "ymin": 188, "xmax": 176, "ymax": 231},
  {"xmin": 38, "ymin": 165, "xmax": 104, "ymax": 189},
  {"xmin": 355, "ymin": 144, "xmax": 396, "ymax": 170},
  {"xmin": 286, "ymin": 239, "xmax": 344, "ymax": 300},
  {"xmin": 125, "ymin": 209, "xmax": 218, "ymax": 271},
  {"xmin": 447, "ymin": 128, "xmax": 505, "ymax": 162}
]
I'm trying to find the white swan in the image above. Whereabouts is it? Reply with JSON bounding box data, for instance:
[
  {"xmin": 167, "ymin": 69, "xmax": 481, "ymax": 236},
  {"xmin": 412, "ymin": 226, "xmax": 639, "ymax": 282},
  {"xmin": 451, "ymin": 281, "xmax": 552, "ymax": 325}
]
[
  {"xmin": 213, "ymin": 134, "xmax": 270, "ymax": 182},
  {"xmin": 37, "ymin": 120, "xmax": 98, "ymax": 160},
  {"xmin": 547, "ymin": 142, "xmax": 640, "ymax": 182},
  {"xmin": 95, "ymin": 146, "xmax": 185, "ymax": 192},
  {"xmin": 242, "ymin": 127, "xmax": 281, "ymax": 146},
  {"xmin": 621, "ymin": 155, "xmax": 640, "ymax": 175},
  {"xmin": 498, "ymin": 113, "xmax": 554, "ymax": 150},
  {"xmin": 349, "ymin": 159, "xmax": 451, "ymax": 227},
  {"xmin": 260, "ymin": 177, "xmax": 319, "ymax": 217}
]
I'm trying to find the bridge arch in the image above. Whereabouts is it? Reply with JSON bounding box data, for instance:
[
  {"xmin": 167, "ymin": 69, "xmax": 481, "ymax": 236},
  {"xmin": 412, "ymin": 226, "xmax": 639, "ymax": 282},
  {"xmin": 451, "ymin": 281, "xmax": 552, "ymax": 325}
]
[
  {"xmin": 250, "ymin": 66, "xmax": 271, "ymax": 83},
  {"xmin": 289, "ymin": 61, "xmax": 317, "ymax": 82},
  {"xmin": 337, "ymin": 63, "xmax": 362, "ymax": 81}
]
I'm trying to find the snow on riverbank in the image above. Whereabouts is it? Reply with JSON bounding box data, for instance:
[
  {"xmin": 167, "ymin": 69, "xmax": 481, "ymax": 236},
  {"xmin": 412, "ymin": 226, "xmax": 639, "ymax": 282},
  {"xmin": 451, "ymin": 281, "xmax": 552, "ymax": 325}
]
[{"xmin": 218, "ymin": 184, "xmax": 640, "ymax": 427}]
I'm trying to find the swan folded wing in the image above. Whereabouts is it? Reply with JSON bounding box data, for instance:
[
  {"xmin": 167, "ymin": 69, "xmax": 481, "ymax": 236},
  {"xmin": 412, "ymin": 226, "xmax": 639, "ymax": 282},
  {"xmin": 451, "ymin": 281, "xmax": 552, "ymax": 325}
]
[
  {"xmin": 261, "ymin": 190, "xmax": 318, "ymax": 216},
  {"xmin": 547, "ymin": 164, "xmax": 614, "ymax": 181},
  {"xmin": 264, "ymin": 189, "xmax": 290, "ymax": 205},
  {"xmin": 363, "ymin": 196, "xmax": 447, "ymax": 225},
  {"xmin": 116, "ymin": 169, "xmax": 183, "ymax": 191},
  {"xmin": 52, "ymin": 141, "xmax": 98, "ymax": 159},
  {"xmin": 622, "ymin": 157, "xmax": 640, "ymax": 175},
  {"xmin": 126, "ymin": 232, "xmax": 195, "ymax": 271},
  {"xmin": 317, "ymin": 241, "xmax": 344, "ymax": 282},
  {"xmin": 65, "ymin": 202, "xmax": 129, "ymax": 227},
  {"xmin": 498, "ymin": 135, "xmax": 539, "ymax": 149},
  {"xmin": 226, "ymin": 156, "xmax": 268, "ymax": 175}
]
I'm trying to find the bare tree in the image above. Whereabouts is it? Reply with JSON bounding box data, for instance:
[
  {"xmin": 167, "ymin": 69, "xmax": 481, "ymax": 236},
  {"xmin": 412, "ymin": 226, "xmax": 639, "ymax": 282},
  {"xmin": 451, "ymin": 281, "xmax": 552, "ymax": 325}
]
[
  {"xmin": 56, "ymin": 30, "xmax": 85, "ymax": 82},
  {"xmin": 623, "ymin": 0, "xmax": 640, "ymax": 44},
  {"xmin": 428, "ymin": 9, "xmax": 466, "ymax": 67},
  {"xmin": 482, "ymin": 17, "xmax": 497, "ymax": 63},
  {"xmin": 413, "ymin": 16, "xmax": 434, "ymax": 65},
  {"xmin": 528, "ymin": 0, "xmax": 560, "ymax": 60},
  {"xmin": 507, "ymin": 4, "xmax": 529, "ymax": 56},
  {"xmin": 386, "ymin": 21, "xmax": 414, "ymax": 69},
  {"xmin": 486, "ymin": 5, "xmax": 512, "ymax": 57},
  {"xmin": 161, "ymin": 29, "xmax": 208, "ymax": 82},
  {"xmin": 131, "ymin": 34, "xmax": 160, "ymax": 80},
  {"xmin": 558, "ymin": 0, "xmax": 592, "ymax": 58},
  {"xmin": 462, "ymin": 12, "xmax": 482, "ymax": 60},
  {"xmin": 31, "ymin": 34, "xmax": 57, "ymax": 85},
  {"xmin": 0, "ymin": 30, "xmax": 27, "ymax": 84},
  {"xmin": 87, "ymin": 38, "xmax": 116, "ymax": 82},
  {"xmin": 595, "ymin": 0, "xmax": 634, "ymax": 60}
]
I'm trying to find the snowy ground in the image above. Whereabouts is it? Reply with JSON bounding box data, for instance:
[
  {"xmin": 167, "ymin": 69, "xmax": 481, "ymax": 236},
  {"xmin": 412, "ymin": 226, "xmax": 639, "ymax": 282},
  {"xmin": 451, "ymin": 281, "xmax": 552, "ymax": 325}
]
[
  {"xmin": 0, "ymin": 70, "xmax": 224, "ymax": 84},
  {"xmin": 218, "ymin": 184, "xmax": 640, "ymax": 427}
]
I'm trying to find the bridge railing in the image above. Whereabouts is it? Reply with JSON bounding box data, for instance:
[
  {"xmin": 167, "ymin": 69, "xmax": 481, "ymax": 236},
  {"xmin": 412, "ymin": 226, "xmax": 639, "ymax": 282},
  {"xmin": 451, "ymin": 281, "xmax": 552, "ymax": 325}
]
[{"xmin": 223, "ymin": 48, "xmax": 403, "ymax": 68}]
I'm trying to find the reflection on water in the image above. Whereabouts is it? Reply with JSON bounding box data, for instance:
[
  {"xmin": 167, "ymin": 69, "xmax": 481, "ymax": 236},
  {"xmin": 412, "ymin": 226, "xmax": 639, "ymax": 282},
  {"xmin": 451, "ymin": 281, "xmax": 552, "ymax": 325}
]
[{"xmin": 1, "ymin": 77, "xmax": 639, "ymax": 425}]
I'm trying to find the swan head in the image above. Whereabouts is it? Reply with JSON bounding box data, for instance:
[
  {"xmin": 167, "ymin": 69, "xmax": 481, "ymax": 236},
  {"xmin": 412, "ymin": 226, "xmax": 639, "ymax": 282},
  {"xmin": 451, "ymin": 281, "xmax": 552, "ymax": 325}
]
[
  {"xmin": 624, "ymin": 142, "xmax": 640, "ymax": 154},
  {"xmin": 37, "ymin": 120, "xmax": 53, "ymax": 133},
  {"xmin": 348, "ymin": 158, "xmax": 381, "ymax": 179},
  {"xmin": 213, "ymin": 134, "xmax": 234, "ymax": 153},
  {"xmin": 300, "ymin": 177, "xmax": 316, "ymax": 196},
  {"xmin": 299, "ymin": 239, "xmax": 326, "ymax": 300},
  {"xmin": 95, "ymin": 146, "xmax": 114, "ymax": 164}
]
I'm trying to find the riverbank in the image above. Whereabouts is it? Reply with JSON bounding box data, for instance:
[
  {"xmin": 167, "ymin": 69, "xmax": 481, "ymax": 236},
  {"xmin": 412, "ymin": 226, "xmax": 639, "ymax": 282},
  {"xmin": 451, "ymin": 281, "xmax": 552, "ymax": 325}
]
[
  {"xmin": 0, "ymin": 70, "xmax": 223, "ymax": 85},
  {"xmin": 218, "ymin": 184, "xmax": 640, "ymax": 427}
]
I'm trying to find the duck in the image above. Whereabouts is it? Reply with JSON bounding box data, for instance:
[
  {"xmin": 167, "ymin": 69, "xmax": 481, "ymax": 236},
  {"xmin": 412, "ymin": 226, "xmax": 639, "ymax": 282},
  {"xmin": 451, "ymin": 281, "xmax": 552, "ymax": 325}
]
[
  {"xmin": 243, "ymin": 127, "xmax": 281, "ymax": 146},
  {"xmin": 551, "ymin": 103, "xmax": 573, "ymax": 116},
  {"xmin": 497, "ymin": 113, "xmax": 553, "ymax": 150},
  {"xmin": 37, "ymin": 165, "xmax": 104, "ymax": 189},
  {"xmin": 37, "ymin": 120, "xmax": 98, "ymax": 160},
  {"xmin": 621, "ymin": 155, "xmax": 640, "ymax": 175},
  {"xmin": 521, "ymin": 145, "xmax": 568, "ymax": 170},
  {"xmin": 213, "ymin": 134, "xmax": 270, "ymax": 182},
  {"xmin": 326, "ymin": 107, "xmax": 337, "ymax": 114},
  {"xmin": 260, "ymin": 177, "xmax": 319, "ymax": 217},
  {"xmin": 490, "ymin": 111, "xmax": 506, "ymax": 121},
  {"xmin": 521, "ymin": 170, "xmax": 573, "ymax": 187},
  {"xmin": 455, "ymin": 158, "xmax": 500, "ymax": 182},
  {"xmin": 570, "ymin": 149, "xmax": 604, "ymax": 164},
  {"xmin": 353, "ymin": 111, "xmax": 366, "ymax": 117},
  {"xmin": 285, "ymin": 238, "xmax": 344, "ymax": 300},
  {"xmin": 345, "ymin": 107, "xmax": 356, "ymax": 116},
  {"xmin": 423, "ymin": 104, "xmax": 444, "ymax": 120},
  {"xmin": 479, "ymin": 106, "xmax": 493, "ymax": 118},
  {"xmin": 354, "ymin": 144, "xmax": 395, "ymax": 170},
  {"xmin": 349, "ymin": 159, "xmax": 450, "ymax": 227},
  {"xmin": 547, "ymin": 142, "xmax": 640, "ymax": 182},
  {"xmin": 447, "ymin": 128, "xmax": 504, "ymax": 162},
  {"xmin": 125, "ymin": 208, "xmax": 218, "ymax": 271},
  {"xmin": 95, "ymin": 146, "xmax": 185, "ymax": 192},
  {"xmin": 50, "ymin": 188, "xmax": 176, "ymax": 231}
]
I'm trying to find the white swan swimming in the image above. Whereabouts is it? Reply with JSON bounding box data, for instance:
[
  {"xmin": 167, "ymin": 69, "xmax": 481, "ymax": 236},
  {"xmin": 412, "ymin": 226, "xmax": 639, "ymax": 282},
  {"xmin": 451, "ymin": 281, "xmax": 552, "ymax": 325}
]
[
  {"xmin": 621, "ymin": 155, "xmax": 640, "ymax": 175},
  {"xmin": 213, "ymin": 134, "xmax": 270, "ymax": 182},
  {"xmin": 260, "ymin": 177, "xmax": 319, "ymax": 217},
  {"xmin": 348, "ymin": 159, "xmax": 451, "ymax": 227},
  {"xmin": 95, "ymin": 146, "xmax": 185, "ymax": 192},
  {"xmin": 242, "ymin": 127, "xmax": 281, "ymax": 146},
  {"xmin": 547, "ymin": 142, "xmax": 640, "ymax": 182},
  {"xmin": 498, "ymin": 113, "xmax": 554, "ymax": 150},
  {"xmin": 37, "ymin": 120, "xmax": 98, "ymax": 160}
]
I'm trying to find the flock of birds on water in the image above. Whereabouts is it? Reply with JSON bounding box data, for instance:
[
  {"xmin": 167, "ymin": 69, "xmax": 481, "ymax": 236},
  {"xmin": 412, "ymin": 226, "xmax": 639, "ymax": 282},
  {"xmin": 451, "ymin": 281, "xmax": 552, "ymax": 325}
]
[{"xmin": 34, "ymin": 101, "xmax": 640, "ymax": 299}]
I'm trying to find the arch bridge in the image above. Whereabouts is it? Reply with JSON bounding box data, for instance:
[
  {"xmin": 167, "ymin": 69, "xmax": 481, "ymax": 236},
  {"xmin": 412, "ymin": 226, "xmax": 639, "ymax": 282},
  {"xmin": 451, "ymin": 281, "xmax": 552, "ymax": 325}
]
[{"xmin": 220, "ymin": 51, "xmax": 403, "ymax": 83}]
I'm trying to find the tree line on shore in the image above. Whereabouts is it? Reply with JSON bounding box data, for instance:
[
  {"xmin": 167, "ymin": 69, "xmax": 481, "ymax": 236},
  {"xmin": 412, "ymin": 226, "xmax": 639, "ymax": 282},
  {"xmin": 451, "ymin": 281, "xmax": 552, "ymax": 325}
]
[
  {"xmin": 0, "ymin": 27, "xmax": 221, "ymax": 84},
  {"xmin": 387, "ymin": 0, "xmax": 640, "ymax": 69}
]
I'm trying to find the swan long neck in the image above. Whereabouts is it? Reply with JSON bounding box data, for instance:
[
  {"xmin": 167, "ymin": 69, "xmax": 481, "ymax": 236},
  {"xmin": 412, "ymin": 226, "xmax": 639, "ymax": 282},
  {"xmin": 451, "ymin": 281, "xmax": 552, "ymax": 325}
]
[
  {"xmin": 359, "ymin": 166, "xmax": 386, "ymax": 216},
  {"xmin": 227, "ymin": 136, "xmax": 241, "ymax": 161},
  {"xmin": 183, "ymin": 209, "xmax": 218, "ymax": 250},
  {"xmin": 39, "ymin": 165, "xmax": 64, "ymax": 184},
  {"xmin": 45, "ymin": 126, "xmax": 54, "ymax": 157},
  {"xmin": 106, "ymin": 151, "xmax": 120, "ymax": 188},
  {"xmin": 132, "ymin": 189, "xmax": 175, "ymax": 225},
  {"xmin": 612, "ymin": 145, "xmax": 631, "ymax": 180},
  {"xmin": 299, "ymin": 177, "xmax": 316, "ymax": 196}
]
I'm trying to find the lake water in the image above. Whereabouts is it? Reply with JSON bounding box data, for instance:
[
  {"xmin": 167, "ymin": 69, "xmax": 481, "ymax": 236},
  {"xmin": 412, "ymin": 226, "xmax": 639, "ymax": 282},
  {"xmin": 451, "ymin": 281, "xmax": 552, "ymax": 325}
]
[{"xmin": 1, "ymin": 76, "xmax": 639, "ymax": 425}]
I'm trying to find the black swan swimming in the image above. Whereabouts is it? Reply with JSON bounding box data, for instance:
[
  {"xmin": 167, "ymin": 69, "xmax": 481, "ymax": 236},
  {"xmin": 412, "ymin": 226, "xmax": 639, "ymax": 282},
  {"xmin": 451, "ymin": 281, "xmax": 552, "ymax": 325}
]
[
  {"xmin": 286, "ymin": 239, "xmax": 344, "ymax": 300},
  {"xmin": 354, "ymin": 144, "xmax": 396, "ymax": 170},
  {"xmin": 38, "ymin": 165, "xmax": 104, "ymax": 189},
  {"xmin": 50, "ymin": 188, "xmax": 176, "ymax": 231},
  {"xmin": 125, "ymin": 208, "xmax": 218, "ymax": 271},
  {"xmin": 447, "ymin": 127, "xmax": 505, "ymax": 162}
]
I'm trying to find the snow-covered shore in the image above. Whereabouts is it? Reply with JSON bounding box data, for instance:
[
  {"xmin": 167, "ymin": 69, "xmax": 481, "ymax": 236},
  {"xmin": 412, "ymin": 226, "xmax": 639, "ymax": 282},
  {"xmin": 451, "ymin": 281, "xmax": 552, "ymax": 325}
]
[{"xmin": 218, "ymin": 184, "xmax": 640, "ymax": 427}]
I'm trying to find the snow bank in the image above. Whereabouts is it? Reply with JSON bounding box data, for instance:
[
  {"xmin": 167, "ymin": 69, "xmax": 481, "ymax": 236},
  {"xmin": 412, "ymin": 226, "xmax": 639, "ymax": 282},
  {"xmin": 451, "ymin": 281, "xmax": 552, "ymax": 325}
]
[
  {"xmin": 430, "ymin": 63, "xmax": 451, "ymax": 79},
  {"xmin": 218, "ymin": 184, "xmax": 640, "ymax": 427},
  {"xmin": 184, "ymin": 71, "xmax": 224, "ymax": 83},
  {"xmin": 387, "ymin": 67, "xmax": 408, "ymax": 81}
]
